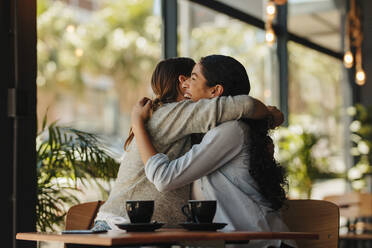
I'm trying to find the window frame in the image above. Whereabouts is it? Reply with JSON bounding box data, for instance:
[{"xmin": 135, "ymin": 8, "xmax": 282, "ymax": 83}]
[{"xmin": 162, "ymin": 0, "xmax": 346, "ymax": 124}]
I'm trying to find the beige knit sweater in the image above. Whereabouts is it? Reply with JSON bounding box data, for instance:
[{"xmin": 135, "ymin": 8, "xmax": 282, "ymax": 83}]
[{"xmin": 97, "ymin": 95, "xmax": 255, "ymax": 226}]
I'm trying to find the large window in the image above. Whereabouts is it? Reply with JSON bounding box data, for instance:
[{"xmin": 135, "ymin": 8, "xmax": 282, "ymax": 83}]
[
  {"xmin": 178, "ymin": 0, "xmax": 279, "ymax": 105},
  {"xmin": 36, "ymin": 2, "xmax": 161, "ymax": 237},
  {"xmin": 37, "ymin": 0, "xmax": 161, "ymax": 156},
  {"xmin": 36, "ymin": 0, "xmax": 348, "ymax": 207},
  {"xmin": 177, "ymin": 0, "xmax": 347, "ymax": 199},
  {"xmin": 287, "ymin": 41, "xmax": 345, "ymax": 198}
]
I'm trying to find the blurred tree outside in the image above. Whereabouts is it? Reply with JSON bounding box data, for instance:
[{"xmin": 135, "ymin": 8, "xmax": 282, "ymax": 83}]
[
  {"xmin": 284, "ymin": 42, "xmax": 345, "ymax": 198},
  {"xmin": 288, "ymin": 42, "xmax": 343, "ymax": 150},
  {"xmin": 289, "ymin": 42, "xmax": 341, "ymax": 114},
  {"xmin": 346, "ymin": 104, "xmax": 372, "ymax": 191},
  {"xmin": 274, "ymin": 125, "xmax": 344, "ymax": 198},
  {"xmin": 184, "ymin": 19, "xmax": 270, "ymax": 101},
  {"xmin": 37, "ymin": 0, "xmax": 161, "ymax": 139},
  {"xmin": 178, "ymin": 2, "xmax": 276, "ymax": 105}
]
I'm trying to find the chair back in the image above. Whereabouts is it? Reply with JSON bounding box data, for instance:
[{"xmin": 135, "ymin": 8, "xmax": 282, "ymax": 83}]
[
  {"xmin": 65, "ymin": 201, "xmax": 104, "ymax": 230},
  {"xmin": 281, "ymin": 199, "xmax": 339, "ymax": 248},
  {"xmin": 324, "ymin": 192, "xmax": 372, "ymax": 218}
]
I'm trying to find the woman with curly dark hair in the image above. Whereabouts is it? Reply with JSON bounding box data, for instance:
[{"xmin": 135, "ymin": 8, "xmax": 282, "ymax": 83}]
[
  {"xmin": 132, "ymin": 55, "xmax": 295, "ymax": 248},
  {"xmin": 244, "ymin": 119, "xmax": 287, "ymax": 211}
]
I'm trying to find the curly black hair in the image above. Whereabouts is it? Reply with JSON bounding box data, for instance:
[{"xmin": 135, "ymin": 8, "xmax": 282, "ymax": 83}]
[{"xmin": 243, "ymin": 119, "xmax": 288, "ymax": 210}]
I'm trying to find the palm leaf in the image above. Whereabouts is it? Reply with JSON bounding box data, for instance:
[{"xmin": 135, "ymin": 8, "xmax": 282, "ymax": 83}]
[{"xmin": 36, "ymin": 122, "xmax": 120, "ymax": 232}]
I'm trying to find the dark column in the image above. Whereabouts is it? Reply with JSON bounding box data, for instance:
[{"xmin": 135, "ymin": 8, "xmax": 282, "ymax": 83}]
[
  {"xmin": 340, "ymin": 0, "xmax": 354, "ymax": 188},
  {"xmin": 1, "ymin": 0, "xmax": 37, "ymax": 247},
  {"xmin": 360, "ymin": 0, "xmax": 372, "ymax": 106},
  {"xmin": 276, "ymin": 4, "xmax": 289, "ymax": 125},
  {"xmin": 0, "ymin": 0, "xmax": 15, "ymax": 245},
  {"xmin": 161, "ymin": 0, "xmax": 178, "ymax": 59}
]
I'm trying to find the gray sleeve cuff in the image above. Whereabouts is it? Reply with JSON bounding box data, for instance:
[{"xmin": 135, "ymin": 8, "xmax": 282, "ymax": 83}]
[{"xmin": 144, "ymin": 153, "xmax": 169, "ymax": 183}]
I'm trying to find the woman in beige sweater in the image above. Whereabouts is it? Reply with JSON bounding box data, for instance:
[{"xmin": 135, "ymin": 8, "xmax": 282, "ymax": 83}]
[{"xmin": 93, "ymin": 57, "xmax": 279, "ymax": 230}]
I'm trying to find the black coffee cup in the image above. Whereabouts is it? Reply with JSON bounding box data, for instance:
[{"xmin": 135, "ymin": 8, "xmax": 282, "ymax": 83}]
[
  {"xmin": 126, "ymin": 200, "xmax": 154, "ymax": 223},
  {"xmin": 181, "ymin": 200, "xmax": 217, "ymax": 223}
]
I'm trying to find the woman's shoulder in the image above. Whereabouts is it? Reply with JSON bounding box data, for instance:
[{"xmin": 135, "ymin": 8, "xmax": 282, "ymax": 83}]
[
  {"xmin": 208, "ymin": 121, "xmax": 247, "ymax": 139},
  {"xmin": 153, "ymin": 98, "xmax": 221, "ymax": 113},
  {"xmin": 216, "ymin": 120, "xmax": 250, "ymax": 132},
  {"xmin": 152, "ymin": 100, "xmax": 191, "ymax": 112},
  {"xmin": 208, "ymin": 121, "xmax": 251, "ymax": 147},
  {"xmin": 149, "ymin": 100, "xmax": 196, "ymax": 122}
]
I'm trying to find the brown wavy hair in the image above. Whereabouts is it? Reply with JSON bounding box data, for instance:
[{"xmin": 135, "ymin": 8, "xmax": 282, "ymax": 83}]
[{"xmin": 124, "ymin": 57, "xmax": 195, "ymax": 151}]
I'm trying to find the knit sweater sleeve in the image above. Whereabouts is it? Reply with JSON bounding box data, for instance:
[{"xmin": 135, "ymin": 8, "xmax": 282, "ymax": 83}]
[{"xmin": 148, "ymin": 95, "xmax": 255, "ymax": 144}]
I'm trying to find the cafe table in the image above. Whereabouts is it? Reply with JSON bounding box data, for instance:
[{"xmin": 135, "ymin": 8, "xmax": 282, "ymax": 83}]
[
  {"xmin": 339, "ymin": 233, "xmax": 372, "ymax": 248},
  {"xmin": 17, "ymin": 228, "xmax": 319, "ymax": 247}
]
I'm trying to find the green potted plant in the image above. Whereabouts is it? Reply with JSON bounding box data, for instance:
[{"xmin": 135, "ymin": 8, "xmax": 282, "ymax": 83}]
[
  {"xmin": 346, "ymin": 104, "xmax": 372, "ymax": 191},
  {"xmin": 276, "ymin": 125, "xmax": 343, "ymax": 198},
  {"xmin": 36, "ymin": 117, "xmax": 120, "ymax": 232}
]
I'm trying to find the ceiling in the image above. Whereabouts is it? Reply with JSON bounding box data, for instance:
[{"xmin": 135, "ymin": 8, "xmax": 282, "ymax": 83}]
[
  {"xmin": 288, "ymin": 0, "xmax": 343, "ymax": 52},
  {"xmin": 215, "ymin": 0, "xmax": 343, "ymax": 52}
]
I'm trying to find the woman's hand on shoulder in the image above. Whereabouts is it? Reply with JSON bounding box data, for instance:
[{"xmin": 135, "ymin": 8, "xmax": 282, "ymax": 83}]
[
  {"xmin": 267, "ymin": 106, "xmax": 284, "ymax": 128},
  {"xmin": 131, "ymin": 97, "xmax": 152, "ymax": 128}
]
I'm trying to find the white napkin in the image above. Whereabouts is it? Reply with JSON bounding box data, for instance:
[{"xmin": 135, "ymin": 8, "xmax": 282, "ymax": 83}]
[
  {"xmin": 96, "ymin": 211, "xmax": 130, "ymax": 231},
  {"xmin": 107, "ymin": 216, "xmax": 130, "ymax": 230}
]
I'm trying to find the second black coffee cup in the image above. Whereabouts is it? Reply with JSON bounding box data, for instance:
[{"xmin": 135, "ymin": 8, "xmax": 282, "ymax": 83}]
[
  {"xmin": 126, "ymin": 200, "xmax": 154, "ymax": 223},
  {"xmin": 181, "ymin": 200, "xmax": 217, "ymax": 223}
]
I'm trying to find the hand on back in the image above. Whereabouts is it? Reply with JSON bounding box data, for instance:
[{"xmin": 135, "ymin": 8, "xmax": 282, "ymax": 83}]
[
  {"xmin": 131, "ymin": 97, "xmax": 152, "ymax": 127},
  {"xmin": 267, "ymin": 106, "xmax": 284, "ymax": 128}
]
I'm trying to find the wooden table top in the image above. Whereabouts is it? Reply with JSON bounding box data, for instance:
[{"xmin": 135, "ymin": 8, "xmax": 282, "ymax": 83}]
[
  {"xmin": 17, "ymin": 229, "xmax": 319, "ymax": 246},
  {"xmin": 340, "ymin": 233, "xmax": 372, "ymax": 240}
]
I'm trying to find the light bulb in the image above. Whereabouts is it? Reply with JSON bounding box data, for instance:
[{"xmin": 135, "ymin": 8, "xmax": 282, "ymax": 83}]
[
  {"xmin": 265, "ymin": 28, "xmax": 276, "ymax": 45},
  {"xmin": 75, "ymin": 48, "xmax": 84, "ymax": 57},
  {"xmin": 343, "ymin": 51, "xmax": 354, "ymax": 68},
  {"xmin": 66, "ymin": 25, "xmax": 75, "ymax": 33},
  {"xmin": 355, "ymin": 69, "xmax": 366, "ymax": 86},
  {"xmin": 266, "ymin": 1, "xmax": 276, "ymax": 19}
]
